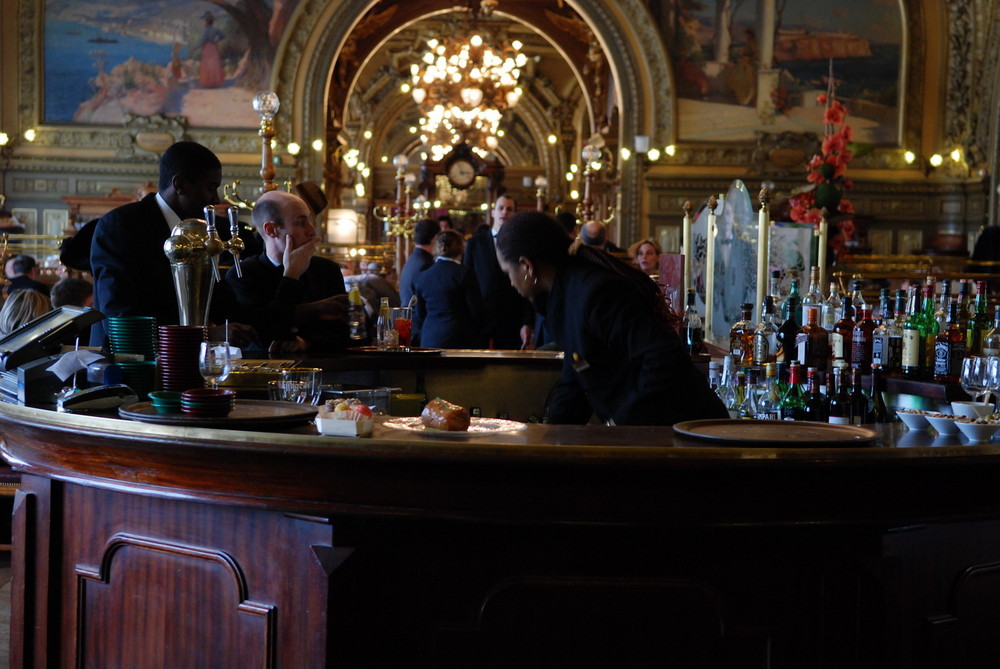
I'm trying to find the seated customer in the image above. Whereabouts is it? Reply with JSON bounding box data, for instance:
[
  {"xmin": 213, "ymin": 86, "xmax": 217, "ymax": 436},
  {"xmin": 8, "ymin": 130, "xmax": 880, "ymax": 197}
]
[
  {"xmin": 413, "ymin": 230, "xmax": 486, "ymax": 349},
  {"xmin": 50, "ymin": 277, "xmax": 94, "ymax": 309},
  {"xmin": 224, "ymin": 190, "xmax": 349, "ymax": 352},
  {"xmin": 0, "ymin": 289, "xmax": 52, "ymax": 337},
  {"xmin": 5, "ymin": 255, "xmax": 50, "ymax": 297}
]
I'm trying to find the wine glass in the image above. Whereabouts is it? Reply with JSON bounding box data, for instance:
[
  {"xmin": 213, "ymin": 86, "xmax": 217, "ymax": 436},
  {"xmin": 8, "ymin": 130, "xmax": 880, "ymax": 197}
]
[
  {"xmin": 960, "ymin": 356, "xmax": 989, "ymax": 403},
  {"xmin": 199, "ymin": 341, "xmax": 231, "ymax": 390}
]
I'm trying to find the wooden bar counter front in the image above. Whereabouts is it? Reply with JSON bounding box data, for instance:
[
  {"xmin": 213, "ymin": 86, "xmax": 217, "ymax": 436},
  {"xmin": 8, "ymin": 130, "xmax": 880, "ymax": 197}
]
[{"xmin": 4, "ymin": 404, "xmax": 1000, "ymax": 668}]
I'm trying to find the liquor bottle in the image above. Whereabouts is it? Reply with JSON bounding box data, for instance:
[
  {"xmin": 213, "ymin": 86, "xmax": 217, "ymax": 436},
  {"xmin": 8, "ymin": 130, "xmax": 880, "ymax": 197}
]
[
  {"xmin": 849, "ymin": 367, "xmax": 870, "ymax": 425},
  {"xmin": 827, "ymin": 367, "xmax": 851, "ymax": 424},
  {"xmin": 921, "ymin": 281, "xmax": 940, "ymax": 377},
  {"xmin": 801, "ymin": 266, "xmax": 823, "ymax": 326},
  {"xmin": 831, "ymin": 300, "xmax": 855, "ymax": 366},
  {"xmin": 707, "ymin": 361, "xmax": 721, "ymax": 392},
  {"xmin": 956, "ymin": 279, "xmax": 973, "ymax": 331},
  {"xmin": 729, "ymin": 302, "xmax": 755, "ymax": 366},
  {"xmin": 802, "ymin": 372, "xmax": 828, "ymax": 422},
  {"xmin": 934, "ymin": 278, "xmax": 952, "ymax": 333},
  {"xmin": 763, "ymin": 270, "xmax": 784, "ymax": 328},
  {"xmin": 851, "ymin": 307, "xmax": 876, "ymax": 373},
  {"xmin": 730, "ymin": 372, "xmax": 747, "ymax": 418},
  {"xmin": 875, "ymin": 288, "xmax": 891, "ymax": 324},
  {"xmin": 871, "ymin": 298, "xmax": 901, "ymax": 375},
  {"xmin": 901, "ymin": 285, "xmax": 927, "ymax": 378},
  {"xmin": 869, "ymin": 364, "xmax": 892, "ymax": 424},
  {"xmin": 716, "ymin": 355, "xmax": 737, "ymax": 413},
  {"xmin": 348, "ymin": 286, "xmax": 368, "ymax": 341},
  {"xmin": 375, "ymin": 297, "xmax": 393, "ymax": 350},
  {"xmin": 778, "ymin": 361, "xmax": 805, "ymax": 420},
  {"xmin": 753, "ymin": 296, "xmax": 780, "ymax": 366},
  {"xmin": 783, "ymin": 279, "xmax": 802, "ymax": 323},
  {"xmin": 754, "ymin": 362, "xmax": 781, "ymax": 420},
  {"xmin": 849, "ymin": 277, "xmax": 867, "ymax": 316},
  {"xmin": 934, "ymin": 301, "xmax": 966, "ymax": 383},
  {"xmin": 776, "ymin": 294, "xmax": 802, "ymax": 365},
  {"xmin": 822, "ymin": 281, "xmax": 843, "ymax": 331},
  {"xmin": 966, "ymin": 280, "xmax": 990, "ymax": 357},
  {"xmin": 681, "ymin": 289, "xmax": 706, "ymax": 355},
  {"xmin": 796, "ymin": 307, "xmax": 830, "ymax": 371},
  {"xmin": 737, "ymin": 368, "xmax": 759, "ymax": 419},
  {"xmin": 984, "ymin": 305, "xmax": 1000, "ymax": 357}
]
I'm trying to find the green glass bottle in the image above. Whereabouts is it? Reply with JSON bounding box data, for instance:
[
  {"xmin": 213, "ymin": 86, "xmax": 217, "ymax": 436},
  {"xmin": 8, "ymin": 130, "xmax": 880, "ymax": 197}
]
[{"xmin": 967, "ymin": 280, "xmax": 990, "ymax": 357}]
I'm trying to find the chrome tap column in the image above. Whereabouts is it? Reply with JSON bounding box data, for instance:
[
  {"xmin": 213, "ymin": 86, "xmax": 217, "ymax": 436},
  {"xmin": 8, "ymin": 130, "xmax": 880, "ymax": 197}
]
[{"xmin": 163, "ymin": 218, "xmax": 223, "ymax": 326}]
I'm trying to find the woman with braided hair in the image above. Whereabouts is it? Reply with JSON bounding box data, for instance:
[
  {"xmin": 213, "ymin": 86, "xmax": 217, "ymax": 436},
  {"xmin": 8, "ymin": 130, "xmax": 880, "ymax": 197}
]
[{"xmin": 495, "ymin": 210, "xmax": 727, "ymax": 426}]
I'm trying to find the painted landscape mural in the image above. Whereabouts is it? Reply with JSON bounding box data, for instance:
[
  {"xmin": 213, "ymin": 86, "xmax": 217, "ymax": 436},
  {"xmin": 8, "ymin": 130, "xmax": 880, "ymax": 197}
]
[
  {"xmin": 44, "ymin": 0, "xmax": 301, "ymax": 129},
  {"xmin": 647, "ymin": 0, "xmax": 903, "ymax": 143}
]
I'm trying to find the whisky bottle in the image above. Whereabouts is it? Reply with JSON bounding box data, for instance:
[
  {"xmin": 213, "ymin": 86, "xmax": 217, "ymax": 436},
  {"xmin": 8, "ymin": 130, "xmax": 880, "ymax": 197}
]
[{"xmin": 729, "ymin": 302, "xmax": 755, "ymax": 366}]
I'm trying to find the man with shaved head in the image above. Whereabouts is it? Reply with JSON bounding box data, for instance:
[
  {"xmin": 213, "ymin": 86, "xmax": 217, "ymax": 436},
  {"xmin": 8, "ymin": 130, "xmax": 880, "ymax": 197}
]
[{"xmin": 225, "ymin": 190, "xmax": 349, "ymax": 352}]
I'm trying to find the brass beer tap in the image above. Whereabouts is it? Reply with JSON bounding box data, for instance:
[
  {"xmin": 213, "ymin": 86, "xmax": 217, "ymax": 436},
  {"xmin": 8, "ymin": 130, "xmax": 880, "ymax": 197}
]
[
  {"xmin": 225, "ymin": 206, "xmax": 244, "ymax": 279},
  {"xmin": 202, "ymin": 206, "xmax": 225, "ymax": 283}
]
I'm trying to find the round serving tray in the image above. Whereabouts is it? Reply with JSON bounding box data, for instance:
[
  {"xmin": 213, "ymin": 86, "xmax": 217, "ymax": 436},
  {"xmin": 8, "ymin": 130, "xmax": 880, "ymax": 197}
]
[
  {"xmin": 119, "ymin": 400, "xmax": 317, "ymax": 430},
  {"xmin": 672, "ymin": 419, "xmax": 879, "ymax": 447}
]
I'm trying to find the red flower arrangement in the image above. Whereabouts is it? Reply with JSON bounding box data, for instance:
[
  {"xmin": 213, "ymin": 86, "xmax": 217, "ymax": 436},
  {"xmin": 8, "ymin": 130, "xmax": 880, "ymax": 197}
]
[{"xmin": 789, "ymin": 92, "xmax": 855, "ymax": 232}]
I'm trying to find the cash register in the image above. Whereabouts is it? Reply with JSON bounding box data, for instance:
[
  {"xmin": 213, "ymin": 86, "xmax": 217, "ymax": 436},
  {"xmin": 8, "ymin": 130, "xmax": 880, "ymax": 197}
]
[{"xmin": 0, "ymin": 306, "xmax": 104, "ymax": 406}]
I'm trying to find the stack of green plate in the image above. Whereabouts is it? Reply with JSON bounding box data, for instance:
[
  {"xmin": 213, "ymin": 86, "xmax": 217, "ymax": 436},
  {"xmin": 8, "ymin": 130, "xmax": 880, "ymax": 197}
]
[
  {"xmin": 106, "ymin": 316, "xmax": 156, "ymax": 359},
  {"xmin": 116, "ymin": 361, "xmax": 156, "ymax": 401}
]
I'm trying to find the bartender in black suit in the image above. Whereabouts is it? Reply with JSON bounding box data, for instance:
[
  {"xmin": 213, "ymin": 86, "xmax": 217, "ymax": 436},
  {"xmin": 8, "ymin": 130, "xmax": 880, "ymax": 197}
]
[
  {"xmin": 224, "ymin": 190, "xmax": 349, "ymax": 352},
  {"xmin": 90, "ymin": 141, "xmax": 254, "ymax": 348},
  {"xmin": 463, "ymin": 194, "xmax": 533, "ymax": 349},
  {"xmin": 495, "ymin": 210, "xmax": 727, "ymax": 426}
]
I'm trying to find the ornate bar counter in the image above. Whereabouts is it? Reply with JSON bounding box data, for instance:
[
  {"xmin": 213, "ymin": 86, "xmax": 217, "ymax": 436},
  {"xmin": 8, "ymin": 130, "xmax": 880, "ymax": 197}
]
[{"xmin": 3, "ymin": 404, "xmax": 1000, "ymax": 668}]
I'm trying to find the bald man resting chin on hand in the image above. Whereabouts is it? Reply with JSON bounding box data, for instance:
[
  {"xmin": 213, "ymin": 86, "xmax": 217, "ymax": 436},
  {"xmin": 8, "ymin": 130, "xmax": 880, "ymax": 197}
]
[{"xmin": 224, "ymin": 190, "xmax": 349, "ymax": 352}]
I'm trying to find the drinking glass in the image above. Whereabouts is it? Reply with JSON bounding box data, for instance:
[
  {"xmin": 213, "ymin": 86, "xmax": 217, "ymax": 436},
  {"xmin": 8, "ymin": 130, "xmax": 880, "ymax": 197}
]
[
  {"xmin": 391, "ymin": 307, "xmax": 412, "ymax": 348},
  {"xmin": 960, "ymin": 356, "xmax": 989, "ymax": 403},
  {"xmin": 199, "ymin": 341, "xmax": 232, "ymax": 389},
  {"xmin": 268, "ymin": 367, "xmax": 322, "ymax": 404}
]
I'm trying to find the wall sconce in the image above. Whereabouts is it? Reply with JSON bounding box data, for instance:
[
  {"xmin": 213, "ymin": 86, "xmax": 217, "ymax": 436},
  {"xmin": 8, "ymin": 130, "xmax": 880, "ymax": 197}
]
[
  {"xmin": 903, "ymin": 150, "xmax": 916, "ymax": 164},
  {"xmin": 929, "ymin": 154, "xmax": 944, "ymax": 167},
  {"xmin": 950, "ymin": 148, "xmax": 963, "ymax": 162},
  {"xmin": 646, "ymin": 148, "xmax": 661, "ymax": 162},
  {"xmin": 22, "ymin": 128, "xmax": 36, "ymax": 142},
  {"xmin": 311, "ymin": 139, "xmax": 324, "ymax": 152},
  {"xmin": 634, "ymin": 135, "xmax": 649, "ymax": 153},
  {"xmin": 665, "ymin": 145, "xmax": 676, "ymax": 157},
  {"xmin": 287, "ymin": 142, "xmax": 301, "ymax": 157},
  {"xmin": 619, "ymin": 148, "xmax": 632, "ymax": 161}
]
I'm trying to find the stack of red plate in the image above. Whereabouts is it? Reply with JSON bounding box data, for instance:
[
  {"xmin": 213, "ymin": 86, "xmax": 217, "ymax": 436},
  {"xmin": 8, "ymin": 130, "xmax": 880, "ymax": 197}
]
[
  {"xmin": 180, "ymin": 388, "xmax": 236, "ymax": 418},
  {"xmin": 157, "ymin": 325, "xmax": 206, "ymax": 392}
]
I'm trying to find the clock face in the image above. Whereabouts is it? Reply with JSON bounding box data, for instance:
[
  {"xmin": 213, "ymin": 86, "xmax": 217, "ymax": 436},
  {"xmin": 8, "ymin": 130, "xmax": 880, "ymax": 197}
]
[{"xmin": 447, "ymin": 159, "xmax": 476, "ymax": 189}]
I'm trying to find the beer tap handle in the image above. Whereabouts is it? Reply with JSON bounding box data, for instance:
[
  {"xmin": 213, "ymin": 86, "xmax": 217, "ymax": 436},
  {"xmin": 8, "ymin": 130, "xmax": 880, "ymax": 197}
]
[
  {"xmin": 226, "ymin": 206, "xmax": 245, "ymax": 279},
  {"xmin": 203, "ymin": 206, "xmax": 222, "ymax": 283}
]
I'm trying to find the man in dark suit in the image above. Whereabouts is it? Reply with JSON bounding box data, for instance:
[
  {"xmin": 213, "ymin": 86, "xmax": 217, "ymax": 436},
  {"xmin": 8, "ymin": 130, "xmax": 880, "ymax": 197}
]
[
  {"xmin": 90, "ymin": 141, "xmax": 254, "ymax": 348},
  {"xmin": 398, "ymin": 218, "xmax": 436, "ymax": 306},
  {"xmin": 4, "ymin": 255, "xmax": 50, "ymax": 297},
  {"xmin": 224, "ymin": 190, "xmax": 349, "ymax": 352},
  {"xmin": 463, "ymin": 195, "xmax": 533, "ymax": 349}
]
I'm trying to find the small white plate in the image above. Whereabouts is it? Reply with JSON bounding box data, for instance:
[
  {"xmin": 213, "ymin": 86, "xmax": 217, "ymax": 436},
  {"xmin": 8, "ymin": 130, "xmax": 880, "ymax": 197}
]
[{"xmin": 383, "ymin": 416, "xmax": 528, "ymax": 437}]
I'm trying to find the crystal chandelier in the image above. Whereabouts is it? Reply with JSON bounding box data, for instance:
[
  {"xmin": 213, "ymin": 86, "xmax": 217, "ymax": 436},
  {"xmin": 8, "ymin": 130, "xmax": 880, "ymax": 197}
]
[{"xmin": 409, "ymin": 7, "xmax": 527, "ymax": 160}]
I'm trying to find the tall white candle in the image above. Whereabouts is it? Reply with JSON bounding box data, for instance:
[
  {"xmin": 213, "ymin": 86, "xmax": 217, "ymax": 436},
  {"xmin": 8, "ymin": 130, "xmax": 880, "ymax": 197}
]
[
  {"xmin": 682, "ymin": 200, "xmax": 692, "ymax": 296},
  {"xmin": 757, "ymin": 188, "xmax": 771, "ymax": 323},
  {"xmin": 817, "ymin": 214, "xmax": 829, "ymax": 290},
  {"xmin": 705, "ymin": 195, "xmax": 718, "ymax": 341}
]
